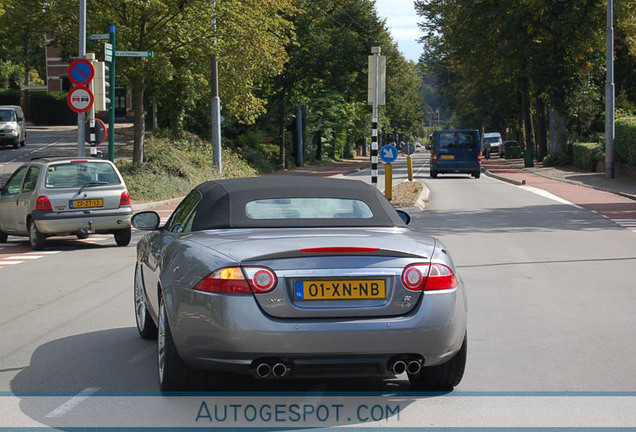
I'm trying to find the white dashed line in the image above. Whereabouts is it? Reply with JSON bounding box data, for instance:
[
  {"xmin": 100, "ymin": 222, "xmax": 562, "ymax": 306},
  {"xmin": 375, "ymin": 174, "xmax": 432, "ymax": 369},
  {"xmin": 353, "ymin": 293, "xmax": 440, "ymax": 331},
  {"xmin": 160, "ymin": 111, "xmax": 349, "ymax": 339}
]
[{"xmin": 45, "ymin": 387, "xmax": 100, "ymax": 418}]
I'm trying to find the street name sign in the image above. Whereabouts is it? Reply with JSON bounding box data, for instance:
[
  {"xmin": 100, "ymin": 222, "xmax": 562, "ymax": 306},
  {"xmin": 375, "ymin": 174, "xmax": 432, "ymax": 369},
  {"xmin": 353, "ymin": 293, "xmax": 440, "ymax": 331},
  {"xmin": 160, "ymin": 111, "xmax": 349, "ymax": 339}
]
[
  {"xmin": 89, "ymin": 33, "xmax": 109, "ymax": 41},
  {"xmin": 105, "ymin": 43, "xmax": 113, "ymax": 62},
  {"xmin": 67, "ymin": 86, "xmax": 94, "ymax": 113},
  {"xmin": 68, "ymin": 59, "xmax": 95, "ymax": 86},
  {"xmin": 115, "ymin": 51, "xmax": 153, "ymax": 58}
]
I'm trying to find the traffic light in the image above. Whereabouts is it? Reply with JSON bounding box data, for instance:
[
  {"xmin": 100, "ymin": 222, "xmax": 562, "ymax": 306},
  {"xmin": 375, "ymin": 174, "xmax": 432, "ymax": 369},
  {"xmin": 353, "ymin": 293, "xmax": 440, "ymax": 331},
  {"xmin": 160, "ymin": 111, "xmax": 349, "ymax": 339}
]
[{"xmin": 92, "ymin": 61, "xmax": 110, "ymax": 112}]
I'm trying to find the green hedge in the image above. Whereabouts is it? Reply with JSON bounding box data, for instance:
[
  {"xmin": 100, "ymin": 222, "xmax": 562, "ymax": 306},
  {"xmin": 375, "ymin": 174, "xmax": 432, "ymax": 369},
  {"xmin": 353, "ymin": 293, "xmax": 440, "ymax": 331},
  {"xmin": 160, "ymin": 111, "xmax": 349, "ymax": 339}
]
[
  {"xmin": 27, "ymin": 91, "xmax": 76, "ymax": 125},
  {"xmin": 615, "ymin": 116, "xmax": 636, "ymax": 165},
  {"xmin": 572, "ymin": 142, "xmax": 603, "ymax": 171},
  {"xmin": 504, "ymin": 145, "xmax": 522, "ymax": 159},
  {"xmin": 0, "ymin": 89, "xmax": 21, "ymax": 105}
]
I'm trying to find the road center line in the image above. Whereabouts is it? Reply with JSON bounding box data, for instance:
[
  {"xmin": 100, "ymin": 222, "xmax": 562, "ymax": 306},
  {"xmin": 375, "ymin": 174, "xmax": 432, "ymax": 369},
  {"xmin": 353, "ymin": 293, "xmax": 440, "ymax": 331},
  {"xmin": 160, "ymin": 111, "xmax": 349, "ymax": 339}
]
[{"xmin": 45, "ymin": 387, "xmax": 100, "ymax": 418}]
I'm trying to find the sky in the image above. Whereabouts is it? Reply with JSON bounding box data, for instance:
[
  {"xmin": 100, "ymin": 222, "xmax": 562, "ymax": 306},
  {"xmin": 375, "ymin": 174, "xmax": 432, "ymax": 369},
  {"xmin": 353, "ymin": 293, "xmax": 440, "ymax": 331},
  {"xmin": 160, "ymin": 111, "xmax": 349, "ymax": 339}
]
[{"xmin": 374, "ymin": 0, "xmax": 422, "ymax": 62}]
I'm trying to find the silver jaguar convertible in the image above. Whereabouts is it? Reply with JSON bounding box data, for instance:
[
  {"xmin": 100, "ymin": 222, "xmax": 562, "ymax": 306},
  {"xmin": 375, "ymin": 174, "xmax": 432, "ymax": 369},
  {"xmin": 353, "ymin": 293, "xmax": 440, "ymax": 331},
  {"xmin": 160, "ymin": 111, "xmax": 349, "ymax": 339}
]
[{"xmin": 132, "ymin": 176, "xmax": 467, "ymax": 391}]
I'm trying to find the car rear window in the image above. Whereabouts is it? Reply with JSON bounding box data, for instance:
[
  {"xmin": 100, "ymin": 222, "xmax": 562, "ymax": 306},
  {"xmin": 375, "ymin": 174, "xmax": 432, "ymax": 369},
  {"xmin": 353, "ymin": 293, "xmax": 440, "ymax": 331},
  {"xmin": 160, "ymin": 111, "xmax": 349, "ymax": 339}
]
[
  {"xmin": 45, "ymin": 162, "xmax": 121, "ymax": 188},
  {"xmin": 245, "ymin": 198, "xmax": 374, "ymax": 220},
  {"xmin": 438, "ymin": 132, "xmax": 477, "ymax": 149}
]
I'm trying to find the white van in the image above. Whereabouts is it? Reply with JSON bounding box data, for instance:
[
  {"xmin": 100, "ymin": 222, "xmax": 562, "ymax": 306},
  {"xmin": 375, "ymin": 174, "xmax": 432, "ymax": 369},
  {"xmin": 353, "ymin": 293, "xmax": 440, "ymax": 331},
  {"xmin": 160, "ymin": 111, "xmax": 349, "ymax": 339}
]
[
  {"xmin": 0, "ymin": 105, "xmax": 26, "ymax": 149},
  {"xmin": 483, "ymin": 132, "xmax": 503, "ymax": 157}
]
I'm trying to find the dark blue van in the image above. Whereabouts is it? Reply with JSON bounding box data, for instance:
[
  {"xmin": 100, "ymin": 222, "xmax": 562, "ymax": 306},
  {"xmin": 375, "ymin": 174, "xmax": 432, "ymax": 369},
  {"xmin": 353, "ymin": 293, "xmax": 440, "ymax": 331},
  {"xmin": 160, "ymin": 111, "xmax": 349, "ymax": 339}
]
[{"xmin": 430, "ymin": 129, "xmax": 481, "ymax": 178}]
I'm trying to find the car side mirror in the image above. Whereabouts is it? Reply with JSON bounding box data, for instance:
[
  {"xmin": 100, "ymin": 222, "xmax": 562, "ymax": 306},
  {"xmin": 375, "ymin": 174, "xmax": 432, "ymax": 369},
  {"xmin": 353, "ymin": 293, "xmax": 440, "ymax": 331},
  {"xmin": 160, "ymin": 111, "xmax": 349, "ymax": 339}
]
[
  {"xmin": 131, "ymin": 211, "xmax": 161, "ymax": 230},
  {"xmin": 17, "ymin": 117, "xmax": 24, "ymax": 122},
  {"xmin": 396, "ymin": 210, "xmax": 411, "ymax": 225}
]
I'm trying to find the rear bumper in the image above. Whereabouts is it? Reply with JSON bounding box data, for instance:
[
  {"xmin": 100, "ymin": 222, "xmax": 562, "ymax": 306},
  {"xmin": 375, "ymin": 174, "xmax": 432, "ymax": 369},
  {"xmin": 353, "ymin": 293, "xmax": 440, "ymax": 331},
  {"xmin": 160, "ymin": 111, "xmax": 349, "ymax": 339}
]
[
  {"xmin": 431, "ymin": 161, "xmax": 480, "ymax": 174},
  {"xmin": 32, "ymin": 207, "xmax": 132, "ymax": 234},
  {"xmin": 166, "ymin": 283, "xmax": 467, "ymax": 376}
]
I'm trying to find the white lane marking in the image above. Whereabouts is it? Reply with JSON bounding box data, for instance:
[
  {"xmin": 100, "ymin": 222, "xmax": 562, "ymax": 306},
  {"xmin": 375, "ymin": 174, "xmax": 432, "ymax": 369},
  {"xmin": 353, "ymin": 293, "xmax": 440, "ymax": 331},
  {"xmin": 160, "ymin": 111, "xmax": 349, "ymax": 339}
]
[
  {"xmin": 5, "ymin": 255, "xmax": 43, "ymax": 260},
  {"xmin": 0, "ymin": 260, "xmax": 26, "ymax": 265},
  {"xmin": 518, "ymin": 185, "xmax": 583, "ymax": 208},
  {"xmin": 25, "ymin": 251, "xmax": 60, "ymax": 255},
  {"xmin": 45, "ymin": 387, "xmax": 100, "ymax": 418},
  {"xmin": 0, "ymin": 137, "xmax": 65, "ymax": 166}
]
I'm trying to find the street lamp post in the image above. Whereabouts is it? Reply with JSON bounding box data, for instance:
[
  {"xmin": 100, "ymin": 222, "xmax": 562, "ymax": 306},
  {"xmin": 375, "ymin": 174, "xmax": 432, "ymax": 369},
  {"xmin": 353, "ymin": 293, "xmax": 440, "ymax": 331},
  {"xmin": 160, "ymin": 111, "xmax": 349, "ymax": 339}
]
[{"xmin": 605, "ymin": 0, "xmax": 615, "ymax": 179}]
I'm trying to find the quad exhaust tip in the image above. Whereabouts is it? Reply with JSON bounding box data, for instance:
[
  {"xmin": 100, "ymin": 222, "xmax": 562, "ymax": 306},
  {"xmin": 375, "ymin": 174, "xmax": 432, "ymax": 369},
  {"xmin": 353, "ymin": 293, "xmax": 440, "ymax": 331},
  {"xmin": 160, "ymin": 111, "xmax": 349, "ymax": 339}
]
[
  {"xmin": 407, "ymin": 360, "xmax": 422, "ymax": 375},
  {"xmin": 272, "ymin": 363, "xmax": 288, "ymax": 378},
  {"xmin": 392, "ymin": 360, "xmax": 407, "ymax": 375},
  {"xmin": 256, "ymin": 363, "xmax": 271, "ymax": 378}
]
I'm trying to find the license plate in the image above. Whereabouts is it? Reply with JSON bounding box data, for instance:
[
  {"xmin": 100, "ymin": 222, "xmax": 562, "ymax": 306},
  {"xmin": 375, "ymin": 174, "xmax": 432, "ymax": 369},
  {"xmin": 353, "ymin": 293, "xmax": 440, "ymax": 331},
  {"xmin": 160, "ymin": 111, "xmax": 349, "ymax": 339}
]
[
  {"xmin": 70, "ymin": 198, "xmax": 103, "ymax": 209},
  {"xmin": 441, "ymin": 155, "xmax": 454, "ymax": 160},
  {"xmin": 295, "ymin": 280, "xmax": 386, "ymax": 300}
]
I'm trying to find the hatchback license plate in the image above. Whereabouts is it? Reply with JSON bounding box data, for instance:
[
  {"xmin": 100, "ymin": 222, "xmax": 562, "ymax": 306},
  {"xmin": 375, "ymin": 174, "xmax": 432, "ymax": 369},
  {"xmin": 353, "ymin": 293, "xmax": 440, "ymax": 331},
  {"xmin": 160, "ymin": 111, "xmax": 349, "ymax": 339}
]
[
  {"xmin": 70, "ymin": 198, "xmax": 103, "ymax": 209},
  {"xmin": 441, "ymin": 155, "xmax": 454, "ymax": 160},
  {"xmin": 295, "ymin": 280, "xmax": 385, "ymax": 300}
]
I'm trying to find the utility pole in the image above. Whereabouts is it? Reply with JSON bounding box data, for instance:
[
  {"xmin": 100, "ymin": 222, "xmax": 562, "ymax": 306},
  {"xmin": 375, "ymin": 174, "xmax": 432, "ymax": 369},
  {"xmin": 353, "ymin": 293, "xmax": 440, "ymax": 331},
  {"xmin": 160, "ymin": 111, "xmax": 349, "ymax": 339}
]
[
  {"xmin": 605, "ymin": 0, "xmax": 615, "ymax": 179},
  {"xmin": 77, "ymin": 0, "xmax": 86, "ymax": 157},
  {"xmin": 210, "ymin": 0, "xmax": 222, "ymax": 174}
]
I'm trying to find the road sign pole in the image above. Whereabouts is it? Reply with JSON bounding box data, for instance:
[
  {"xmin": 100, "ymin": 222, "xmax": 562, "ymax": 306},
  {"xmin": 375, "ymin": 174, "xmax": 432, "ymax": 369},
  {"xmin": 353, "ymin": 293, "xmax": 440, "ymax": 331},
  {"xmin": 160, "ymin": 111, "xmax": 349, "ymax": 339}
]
[
  {"xmin": 108, "ymin": 25, "xmax": 116, "ymax": 162},
  {"xmin": 77, "ymin": 0, "xmax": 87, "ymax": 157},
  {"xmin": 371, "ymin": 46, "xmax": 380, "ymax": 187}
]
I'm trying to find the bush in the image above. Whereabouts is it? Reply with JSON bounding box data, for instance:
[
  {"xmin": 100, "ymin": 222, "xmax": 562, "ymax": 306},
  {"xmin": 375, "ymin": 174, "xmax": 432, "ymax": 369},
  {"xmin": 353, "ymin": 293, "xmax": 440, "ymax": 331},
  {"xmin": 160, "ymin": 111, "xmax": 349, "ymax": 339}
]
[
  {"xmin": 504, "ymin": 146, "xmax": 522, "ymax": 159},
  {"xmin": 542, "ymin": 152, "xmax": 572, "ymax": 167},
  {"xmin": 117, "ymin": 133, "xmax": 256, "ymax": 202},
  {"xmin": 571, "ymin": 142, "xmax": 604, "ymax": 171},
  {"xmin": 615, "ymin": 116, "xmax": 636, "ymax": 165},
  {"xmin": 27, "ymin": 92, "xmax": 76, "ymax": 125},
  {"xmin": 0, "ymin": 89, "xmax": 21, "ymax": 105},
  {"xmin": 232, "ymin": 130, "xmax": 280, "ymax": 173}
]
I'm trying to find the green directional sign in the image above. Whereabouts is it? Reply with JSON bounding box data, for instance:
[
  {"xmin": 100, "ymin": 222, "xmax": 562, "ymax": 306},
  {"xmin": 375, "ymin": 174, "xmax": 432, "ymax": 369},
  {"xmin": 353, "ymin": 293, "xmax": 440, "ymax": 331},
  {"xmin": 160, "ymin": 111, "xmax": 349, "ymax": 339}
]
[
  {"xmin": 104, "ymin": 43, "xmax": 113, "ymax": 62},
  {"xmin": 115, "ymin": 50, "xmax": 153, "ymax": 58},
  {"xmin": 89, "ymin": 33, "xmax": 109, "ymax": 41}
]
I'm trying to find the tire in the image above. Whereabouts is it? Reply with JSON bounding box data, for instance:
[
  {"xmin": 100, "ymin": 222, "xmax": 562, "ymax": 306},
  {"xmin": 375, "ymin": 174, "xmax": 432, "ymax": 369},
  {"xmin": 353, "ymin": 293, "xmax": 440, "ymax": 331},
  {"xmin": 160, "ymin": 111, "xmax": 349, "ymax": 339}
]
[
  {"xmin": 135, "ymin": 264, "xmax": 158, "ymax": 339},
  {"xmin": 13, "ymin": 140, "xmax": 18, "ymax": 149},
  {"xmin": 0, "ymin": 229, "xmax": 7, "ymax": 243},
  {"xmin": 114, "ymin": 227, "xmax": 132, "ymax": 246},
  {"xmin": 76, "ymin": 231, "xmax": 89, "ymax": 240},
  {"xmin": 409, "ymin": 334, "xmax": 467, "ymax": 391},
  {"xmin": 158, "ymin": 294, "xmax": 198, "ymax": 391},
  {"xmin": 20, "ymin": 138, "xmax": 25, "ymax": 147},
  {"xmin": 28, "ymin": 219, "xmax": 46, "ymax": 251},
  {"xmin": 430, "ymin": 170, "xmax": 438, "ymax": 178},
  {"xmin": 474, "ymin": 171, "xmax": 481, "ymax": 179}
]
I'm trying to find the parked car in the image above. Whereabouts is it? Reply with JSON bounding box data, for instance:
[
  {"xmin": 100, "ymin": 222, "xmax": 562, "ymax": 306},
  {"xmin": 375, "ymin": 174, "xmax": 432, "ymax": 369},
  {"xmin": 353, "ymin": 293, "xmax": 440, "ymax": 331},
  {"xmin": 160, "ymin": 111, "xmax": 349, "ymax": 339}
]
[
  {"xmin": 0, "ymin": 105, "xmax": 26, "ymax": 149},
  {"xmin": 483, "ymin": 132, "xmax": 503, "ymax": 157},
  {"xmin": 132, "ymin": 176, "xmax": 468, "ymax": 391},
  {"xmin": 0, "ymin": 157, "xmax": 132, "ymax": 250},
  {"xmin": 429, "ymin": 129, "xmax": 481, "ymax": 178}
]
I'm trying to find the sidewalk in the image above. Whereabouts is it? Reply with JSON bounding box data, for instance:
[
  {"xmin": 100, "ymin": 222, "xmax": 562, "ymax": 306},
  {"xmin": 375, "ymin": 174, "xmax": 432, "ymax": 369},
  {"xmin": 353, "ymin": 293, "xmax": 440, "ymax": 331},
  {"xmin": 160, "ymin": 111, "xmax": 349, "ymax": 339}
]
[{"xmin": 482, "ymin": 157, "xmax": 636, "ymax": 201}]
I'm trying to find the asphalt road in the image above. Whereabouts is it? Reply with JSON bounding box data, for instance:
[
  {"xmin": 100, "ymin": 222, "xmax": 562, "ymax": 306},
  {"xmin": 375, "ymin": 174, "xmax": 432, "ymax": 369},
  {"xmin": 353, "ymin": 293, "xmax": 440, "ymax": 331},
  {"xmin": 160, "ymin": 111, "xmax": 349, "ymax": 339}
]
[{"xmin": 1, "ymin": 141, "xmax": 636, "ymax": 428}]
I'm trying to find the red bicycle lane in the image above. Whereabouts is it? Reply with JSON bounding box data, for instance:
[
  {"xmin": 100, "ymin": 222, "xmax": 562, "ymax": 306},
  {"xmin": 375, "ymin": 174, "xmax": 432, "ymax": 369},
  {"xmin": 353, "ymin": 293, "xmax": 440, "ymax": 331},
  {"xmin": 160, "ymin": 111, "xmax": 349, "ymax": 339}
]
[{"xmin": 483, "ymin": 164, "xmax": 636, "ymax": 231}]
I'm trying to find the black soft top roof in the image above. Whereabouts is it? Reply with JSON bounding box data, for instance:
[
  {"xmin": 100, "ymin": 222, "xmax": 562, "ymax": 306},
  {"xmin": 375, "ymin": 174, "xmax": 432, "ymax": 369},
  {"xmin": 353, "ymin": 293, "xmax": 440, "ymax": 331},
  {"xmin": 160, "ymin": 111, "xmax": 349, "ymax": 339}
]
[{"xmin": 190, "ymin": 176, "xmax": 406, "ymax": 230}]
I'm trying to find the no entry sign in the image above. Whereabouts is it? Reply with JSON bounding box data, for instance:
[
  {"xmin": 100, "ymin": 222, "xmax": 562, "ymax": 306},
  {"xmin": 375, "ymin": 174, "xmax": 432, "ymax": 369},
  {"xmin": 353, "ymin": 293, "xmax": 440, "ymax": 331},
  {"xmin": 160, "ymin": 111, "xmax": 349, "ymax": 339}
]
[
  {"xmin": 68, "ymin": 59, "xmax": 95, "ymax": 86},
  {"xmin": 67, "ymin": 86, "xmax": 94, "ymax": 113}
]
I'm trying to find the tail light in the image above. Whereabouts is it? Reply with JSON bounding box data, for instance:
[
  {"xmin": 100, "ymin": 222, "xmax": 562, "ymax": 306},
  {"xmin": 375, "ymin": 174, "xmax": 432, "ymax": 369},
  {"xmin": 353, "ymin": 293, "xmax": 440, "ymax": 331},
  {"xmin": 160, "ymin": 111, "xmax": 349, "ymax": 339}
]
[
  {"xmin": 401, "ymin": 263, "xmax": 458, "ymax": 291},
  {"xmin": 119, "ymin": 191, "xmax": 131, "ymax": 207},
  {"xmin": 432, "ymin": 152, "xmax": 438, "ymax": 162},
  {"xmin": 35, "ymin": 196, "xmax": 52, "ymax": 211},
  {"xmin": 478, "ymin": 152, "xmax": 482, "ymax": 162},
  {"xmin": 195, "ymin": 266, "xmax": 277, "ymax": 294}
]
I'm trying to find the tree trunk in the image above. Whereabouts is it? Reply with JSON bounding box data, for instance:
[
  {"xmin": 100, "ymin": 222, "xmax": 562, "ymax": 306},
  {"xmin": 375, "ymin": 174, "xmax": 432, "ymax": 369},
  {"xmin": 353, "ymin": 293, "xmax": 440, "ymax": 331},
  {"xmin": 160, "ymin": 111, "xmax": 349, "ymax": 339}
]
[
  {"xmin": 315, "ymin": 130, "xmax": 322, "ymax": 161},
  {"xmin": 521, "ymin": 89, "xmax": 534, "ymax": 152},
  {"xmin": 553, "ymin": 109, "xmax": 567, "ymax": 154},
  {"xmin": 535, "ymin": 96, "xmax": 548, "ymax": 161},
  {"xmin": 278, "ymin": 90, "xmax": 285, "ymax": 169},
  {"xmin": 132, "ymin": 75, "xmax": 146, "ymax": 167}
]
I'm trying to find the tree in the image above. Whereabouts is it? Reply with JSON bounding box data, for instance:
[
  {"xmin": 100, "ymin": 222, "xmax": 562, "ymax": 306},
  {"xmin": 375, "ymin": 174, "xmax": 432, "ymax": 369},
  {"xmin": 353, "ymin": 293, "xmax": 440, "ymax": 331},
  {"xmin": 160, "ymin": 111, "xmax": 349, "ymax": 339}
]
[{"xmin": 47, "ymin": 0, "xmax": 296, "ymax": 166}]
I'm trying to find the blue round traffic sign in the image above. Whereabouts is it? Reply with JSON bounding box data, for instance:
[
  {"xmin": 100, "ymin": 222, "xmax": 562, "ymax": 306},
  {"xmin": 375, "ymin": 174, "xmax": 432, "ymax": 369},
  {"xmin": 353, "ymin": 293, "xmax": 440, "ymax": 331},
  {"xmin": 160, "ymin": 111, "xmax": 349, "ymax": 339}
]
[
  {"xmin": 380, "ymin": 144, "xmax": 398, "ymax": 163},
  {"xmin": 68, "ymin": 59, "xmax": 95, "ymax": 86}
]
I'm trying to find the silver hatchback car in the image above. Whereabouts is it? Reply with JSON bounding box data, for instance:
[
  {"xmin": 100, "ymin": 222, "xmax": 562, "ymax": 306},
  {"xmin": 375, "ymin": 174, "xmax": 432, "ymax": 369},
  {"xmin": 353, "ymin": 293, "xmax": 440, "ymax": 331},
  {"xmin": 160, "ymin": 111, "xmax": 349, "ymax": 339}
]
[{"xmin": 0, "ymin": 157, "xmax": 132, "ymax": 250}]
